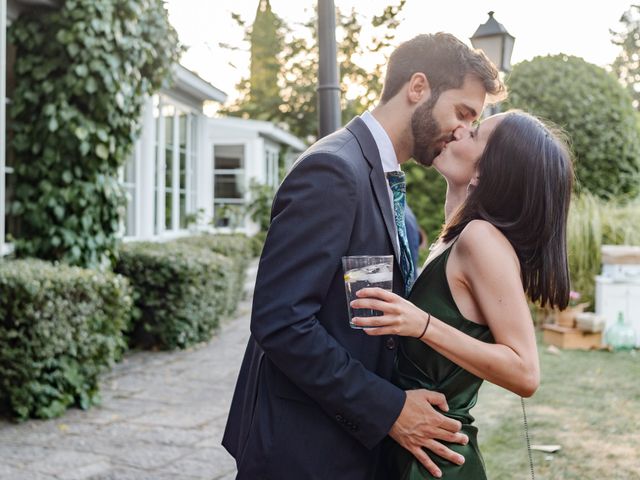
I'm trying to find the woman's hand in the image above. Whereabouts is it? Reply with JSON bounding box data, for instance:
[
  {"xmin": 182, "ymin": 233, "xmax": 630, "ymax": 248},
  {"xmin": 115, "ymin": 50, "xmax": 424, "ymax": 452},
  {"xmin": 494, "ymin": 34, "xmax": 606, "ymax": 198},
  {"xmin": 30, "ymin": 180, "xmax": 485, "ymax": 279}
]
[{"xmin": 351, "ymin": 288, "xmax": 429, "ymax": 337}]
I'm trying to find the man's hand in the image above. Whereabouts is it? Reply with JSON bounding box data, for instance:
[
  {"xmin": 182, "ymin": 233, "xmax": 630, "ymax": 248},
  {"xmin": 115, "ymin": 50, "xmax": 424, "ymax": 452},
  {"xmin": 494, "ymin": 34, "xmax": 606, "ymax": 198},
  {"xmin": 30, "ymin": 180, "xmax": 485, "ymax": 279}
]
[{"xmin": 389, "ymin": 389, "xmax": 468, "ymax": 478}]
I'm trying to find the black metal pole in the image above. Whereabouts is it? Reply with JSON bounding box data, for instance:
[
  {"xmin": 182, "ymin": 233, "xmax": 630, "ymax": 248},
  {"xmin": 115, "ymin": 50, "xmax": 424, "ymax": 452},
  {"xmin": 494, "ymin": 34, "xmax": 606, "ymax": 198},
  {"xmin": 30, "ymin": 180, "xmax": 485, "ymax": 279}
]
[{"xmin": 317, "ymin": 0, "xmax": 341, "ymax": 138}]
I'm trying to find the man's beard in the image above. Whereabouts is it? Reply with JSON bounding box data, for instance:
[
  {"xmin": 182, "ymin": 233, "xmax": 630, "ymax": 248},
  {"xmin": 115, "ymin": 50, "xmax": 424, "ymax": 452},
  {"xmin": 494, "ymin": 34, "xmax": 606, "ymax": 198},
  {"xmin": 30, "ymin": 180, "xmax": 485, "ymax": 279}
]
[{"xmin": 411, "ymin": 95, "xmax": 448, "ymax": 167}]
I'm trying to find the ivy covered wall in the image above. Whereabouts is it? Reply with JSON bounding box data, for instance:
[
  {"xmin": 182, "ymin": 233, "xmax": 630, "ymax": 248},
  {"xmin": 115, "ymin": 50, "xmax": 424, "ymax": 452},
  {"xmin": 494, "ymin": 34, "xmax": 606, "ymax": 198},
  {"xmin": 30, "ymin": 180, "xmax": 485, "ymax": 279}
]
[{"xmin": 9, "ymin": 0, "xmax": 183, "ymax": 268}]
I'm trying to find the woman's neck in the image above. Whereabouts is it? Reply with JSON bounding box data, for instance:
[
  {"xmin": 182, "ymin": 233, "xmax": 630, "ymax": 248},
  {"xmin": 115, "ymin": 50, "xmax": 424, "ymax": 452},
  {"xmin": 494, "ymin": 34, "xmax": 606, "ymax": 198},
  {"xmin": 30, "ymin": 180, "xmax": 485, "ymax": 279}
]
[{"xmin": 444, "ymin": 182, "xmax": 468, "ymax": 222}]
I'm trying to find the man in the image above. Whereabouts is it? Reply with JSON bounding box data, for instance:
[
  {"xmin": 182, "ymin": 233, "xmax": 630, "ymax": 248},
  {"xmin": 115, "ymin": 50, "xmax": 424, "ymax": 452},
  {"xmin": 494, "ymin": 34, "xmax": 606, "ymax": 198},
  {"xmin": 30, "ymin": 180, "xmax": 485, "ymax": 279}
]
[{"xmin": 222, "ymin": 32, "xmax": 506, "ymax": 479}]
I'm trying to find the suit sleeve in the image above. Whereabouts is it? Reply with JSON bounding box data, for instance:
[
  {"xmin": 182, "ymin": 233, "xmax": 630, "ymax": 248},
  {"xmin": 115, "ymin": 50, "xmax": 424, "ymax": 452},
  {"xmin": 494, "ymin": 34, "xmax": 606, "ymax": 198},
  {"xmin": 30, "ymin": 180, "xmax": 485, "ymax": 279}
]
[{"xmin": 250, "ymin": 151, "xmax": 406, "ymax": 449}]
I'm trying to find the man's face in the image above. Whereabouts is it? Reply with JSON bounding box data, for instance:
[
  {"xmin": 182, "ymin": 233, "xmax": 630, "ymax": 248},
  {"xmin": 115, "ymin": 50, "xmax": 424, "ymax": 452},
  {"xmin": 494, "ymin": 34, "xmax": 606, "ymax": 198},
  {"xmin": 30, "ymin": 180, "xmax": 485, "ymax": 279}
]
[{"xmin": 411, "ymin": 75, "xmax": 487, "ymax": 166}]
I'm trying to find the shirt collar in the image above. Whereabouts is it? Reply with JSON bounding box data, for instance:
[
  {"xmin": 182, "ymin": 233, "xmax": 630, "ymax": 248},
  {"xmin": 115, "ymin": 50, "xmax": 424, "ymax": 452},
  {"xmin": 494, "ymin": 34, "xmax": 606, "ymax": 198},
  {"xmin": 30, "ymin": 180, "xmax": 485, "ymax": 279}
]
[{"xmin": 360, "ymin": 111, "xmax": 400, "ymax": 173}]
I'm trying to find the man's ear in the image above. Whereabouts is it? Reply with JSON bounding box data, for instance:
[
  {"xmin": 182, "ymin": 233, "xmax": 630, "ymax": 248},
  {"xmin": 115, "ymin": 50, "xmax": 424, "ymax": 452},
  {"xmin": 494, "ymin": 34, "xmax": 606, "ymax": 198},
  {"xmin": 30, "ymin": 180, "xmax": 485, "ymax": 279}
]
[{"xmin": 407, "ymin": 72, "xmax": 431, "ymax": 105}]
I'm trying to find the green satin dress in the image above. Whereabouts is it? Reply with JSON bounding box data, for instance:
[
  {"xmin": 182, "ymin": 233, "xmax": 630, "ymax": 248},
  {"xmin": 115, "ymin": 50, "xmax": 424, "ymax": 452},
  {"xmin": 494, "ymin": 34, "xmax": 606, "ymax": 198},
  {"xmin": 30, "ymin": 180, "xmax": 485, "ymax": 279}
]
[{"xmin": 384, "ymin": 243, "xmax": 494, "ymax": 480}]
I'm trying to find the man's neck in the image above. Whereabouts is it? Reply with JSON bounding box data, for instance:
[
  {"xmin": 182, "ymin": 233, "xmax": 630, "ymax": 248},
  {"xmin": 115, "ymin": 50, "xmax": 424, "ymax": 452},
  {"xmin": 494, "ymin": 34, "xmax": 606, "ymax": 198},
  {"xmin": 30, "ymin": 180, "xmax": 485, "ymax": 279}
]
[{"xmin": 370, "ymin": 103, "xmax": 413, "ymax": 164}]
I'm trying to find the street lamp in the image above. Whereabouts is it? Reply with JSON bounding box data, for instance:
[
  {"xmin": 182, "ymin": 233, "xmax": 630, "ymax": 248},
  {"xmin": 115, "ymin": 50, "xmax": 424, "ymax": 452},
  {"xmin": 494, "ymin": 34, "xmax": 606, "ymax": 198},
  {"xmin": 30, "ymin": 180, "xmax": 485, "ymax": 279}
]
[
  {"xmin": 317, "ymin": 0, "xmax": 341, "ymax": 138},
  {"xmin": 470, "ymin": 11, "xmax": 515, "ymax": 73}
]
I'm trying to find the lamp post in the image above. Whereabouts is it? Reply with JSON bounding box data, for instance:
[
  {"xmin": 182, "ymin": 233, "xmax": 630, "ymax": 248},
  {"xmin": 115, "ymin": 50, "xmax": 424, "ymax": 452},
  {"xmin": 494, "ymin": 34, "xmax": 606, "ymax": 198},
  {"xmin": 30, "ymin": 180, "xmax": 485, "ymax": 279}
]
[
  {"xmin": 317, "ymin": 0, "xmax": 341, "ymax": 138},
  {"xmin": 470, "ymin": 11, "xmax": 514, "ymax": 114}
]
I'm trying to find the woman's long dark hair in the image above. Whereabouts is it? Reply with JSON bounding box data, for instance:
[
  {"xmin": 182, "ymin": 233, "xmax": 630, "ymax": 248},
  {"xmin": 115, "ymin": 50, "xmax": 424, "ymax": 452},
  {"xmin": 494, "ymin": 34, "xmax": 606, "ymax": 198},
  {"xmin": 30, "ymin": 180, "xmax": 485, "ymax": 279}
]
[{"xmin": 442, "ymin": 111, "xmax": 574, "ymax": 309}]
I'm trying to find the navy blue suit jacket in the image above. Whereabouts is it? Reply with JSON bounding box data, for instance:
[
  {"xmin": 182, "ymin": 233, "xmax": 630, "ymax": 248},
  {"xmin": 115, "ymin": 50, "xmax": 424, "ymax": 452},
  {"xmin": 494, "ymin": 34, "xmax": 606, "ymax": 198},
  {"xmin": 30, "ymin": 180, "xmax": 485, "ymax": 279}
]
[{"xmin": 222, "ymin": 117, "xmax": 407, "ymax": 479}]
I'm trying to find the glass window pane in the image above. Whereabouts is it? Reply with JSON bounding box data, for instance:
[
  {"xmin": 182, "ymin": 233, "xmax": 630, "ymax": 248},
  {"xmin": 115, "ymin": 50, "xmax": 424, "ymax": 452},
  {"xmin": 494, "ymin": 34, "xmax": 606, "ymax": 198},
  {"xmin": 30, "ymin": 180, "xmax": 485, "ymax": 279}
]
[
  {"xmin": 165, "ymin": 148, "xmax": 173, "ymax": 185},
  {"xmin": 179, "ymin": 113, "xmax": 187, "ymax": 148},
  {"xmin": 214, "ymin": 145, "xmax": 243, "ymax": 169},
  {"xmin": 180, "ymin": 151, "xmax": 186, "ymax": 190},
  {"xmin": 165, "ymin": 192, "xmax": 172, "ymax": 228},
  {"xmin": 215, "ymin": 174, "xmax": 244, "ymax": 199},
  {"xmin": 164, "ymin": 106, "xmax": 174, "ymax": 145},
  {"xmin": 124, "ymin": 154, "xmax": 135, "ymax": 183},
  {"xmin": 124, "ymin": 186, "xmax": 135, "ymax": 236},
  {"xmin": 179, "ymin": 194, "xmax": 187, "ymax": 229}
]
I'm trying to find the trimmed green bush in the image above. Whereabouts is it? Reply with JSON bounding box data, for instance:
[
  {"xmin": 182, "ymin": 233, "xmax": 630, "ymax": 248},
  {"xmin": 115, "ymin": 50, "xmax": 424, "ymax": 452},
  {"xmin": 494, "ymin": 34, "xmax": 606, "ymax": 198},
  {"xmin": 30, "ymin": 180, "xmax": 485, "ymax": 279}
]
[
  {"xmin": 504, "ymin": 55, "xmax": 640, "ymax": 199},
  {"xmin": 249, "ymin": 231, "xmax": 268, "ymax": 258},
  {"xmin": 0, "ymin": 259, "xmax": 132, "ymax": 420},
  {"xmin": 404, "ymin": 162, "xmax": 447, "ymax": 244},
  {"xmin": 115, "ymin": 241, "xmax": 236, "ymax": 350},
  {"xmin": 174, "ymin": 234, "xmax": 252, "ymax": 316}
]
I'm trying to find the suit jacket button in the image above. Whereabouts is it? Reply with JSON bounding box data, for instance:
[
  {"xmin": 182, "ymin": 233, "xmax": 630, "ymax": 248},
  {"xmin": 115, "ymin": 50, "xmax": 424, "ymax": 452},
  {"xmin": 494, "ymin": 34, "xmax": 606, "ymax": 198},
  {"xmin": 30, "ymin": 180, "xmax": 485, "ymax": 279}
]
[
  {"xmin": 386, "ymin": 337, "xmax": 396, "ymax": 350},
  {"xmin": 335, "ymin": 414, "xmax": 344, "ymax": 423}
]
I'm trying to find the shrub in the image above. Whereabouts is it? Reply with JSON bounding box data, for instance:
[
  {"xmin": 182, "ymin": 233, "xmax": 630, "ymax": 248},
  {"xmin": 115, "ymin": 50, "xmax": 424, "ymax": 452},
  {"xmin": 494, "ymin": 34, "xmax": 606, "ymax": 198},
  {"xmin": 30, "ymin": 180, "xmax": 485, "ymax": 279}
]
[
  {"xmin": 504, "ymin": 54, "xmax": 640, "ymax": 199},
  {"xmin": 174, "ymin": 234, "xmax": 253, "ymax": 315},
  {"xmin": 249, "ymin": 231, "xmax": 268, "ymax": 258},
  {"xmin": 404, "ymin": 162, "xmax": 447, "ymax": 244},
  {"xmin": 0, "ymin": 259, "xmax": 132, "ymax": 420},
  {"xmin": 115, "ymin": 241, "xmax": 236, "ymax": 350}
]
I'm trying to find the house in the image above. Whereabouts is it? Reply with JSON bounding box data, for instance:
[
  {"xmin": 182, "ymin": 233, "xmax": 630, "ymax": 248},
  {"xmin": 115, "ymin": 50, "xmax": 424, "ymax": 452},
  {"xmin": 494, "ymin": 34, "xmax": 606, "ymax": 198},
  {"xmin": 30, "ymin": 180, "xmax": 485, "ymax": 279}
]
[
  {"xmin": 0, "ymin": 0, "xmax": 306, "ymax": 256},
  {"xmin": 122, "ymin": 70, "xmax": 306, "ymax": 240},
  {"xmin": 209, "ymin": 116, "xmax": 305, "ymax": 233}
]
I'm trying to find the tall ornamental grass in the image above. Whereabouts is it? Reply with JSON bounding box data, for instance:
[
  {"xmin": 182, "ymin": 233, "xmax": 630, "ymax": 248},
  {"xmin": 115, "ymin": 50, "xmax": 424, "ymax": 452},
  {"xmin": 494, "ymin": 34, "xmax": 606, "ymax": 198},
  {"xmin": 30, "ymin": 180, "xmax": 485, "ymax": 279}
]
[{"xmin": 567, "ymin": 193, "xmax": 640, "ymax": 306}]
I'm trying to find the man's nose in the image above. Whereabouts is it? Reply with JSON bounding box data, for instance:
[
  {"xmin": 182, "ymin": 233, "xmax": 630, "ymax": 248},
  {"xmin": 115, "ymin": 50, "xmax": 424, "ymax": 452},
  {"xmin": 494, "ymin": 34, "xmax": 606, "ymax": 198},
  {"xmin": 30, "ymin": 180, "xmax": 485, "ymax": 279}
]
[{"xmin": 452, "ymin": 126, "xmax": 468, "ymax": 140}]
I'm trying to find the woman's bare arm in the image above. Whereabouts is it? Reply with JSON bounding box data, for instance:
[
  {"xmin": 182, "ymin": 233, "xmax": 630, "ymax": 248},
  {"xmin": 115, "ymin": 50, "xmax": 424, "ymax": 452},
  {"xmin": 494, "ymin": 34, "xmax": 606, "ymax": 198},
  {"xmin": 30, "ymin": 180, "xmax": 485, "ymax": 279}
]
[{"xmin": 351, "ymin": 220, "xmax": 540, "ymax": 397}]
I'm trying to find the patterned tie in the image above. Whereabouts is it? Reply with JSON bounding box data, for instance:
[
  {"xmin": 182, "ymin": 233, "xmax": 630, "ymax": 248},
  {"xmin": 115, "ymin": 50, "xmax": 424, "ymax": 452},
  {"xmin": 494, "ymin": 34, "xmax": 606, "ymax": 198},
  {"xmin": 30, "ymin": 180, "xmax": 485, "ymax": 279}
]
[{"xmin": 386, "ymin": 171, "xmax": 415, "ymax": 295}]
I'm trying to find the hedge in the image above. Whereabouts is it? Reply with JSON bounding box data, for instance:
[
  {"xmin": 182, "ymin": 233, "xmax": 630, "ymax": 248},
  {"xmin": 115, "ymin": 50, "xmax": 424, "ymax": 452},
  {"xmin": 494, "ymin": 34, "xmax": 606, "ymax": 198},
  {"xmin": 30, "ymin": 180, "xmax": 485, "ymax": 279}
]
[
  {"xmin": 0, "ymin": 259, "xmax": 133, "ymax": 420},
  {"xmin": 115, "ymin": 236, "xmax": 251, "ymax": 350},
  {"xmin": 174, "ymin": 234, "xmax": 252, "ymax": 316}
]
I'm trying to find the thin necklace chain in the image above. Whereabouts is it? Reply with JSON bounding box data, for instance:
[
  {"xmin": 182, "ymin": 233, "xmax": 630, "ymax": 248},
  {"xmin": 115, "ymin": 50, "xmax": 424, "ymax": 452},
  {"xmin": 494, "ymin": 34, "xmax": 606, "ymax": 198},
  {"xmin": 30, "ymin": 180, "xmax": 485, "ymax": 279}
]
[{"xmin": 521, "ymin": 397, "xmax": 535, "ymax": 480}]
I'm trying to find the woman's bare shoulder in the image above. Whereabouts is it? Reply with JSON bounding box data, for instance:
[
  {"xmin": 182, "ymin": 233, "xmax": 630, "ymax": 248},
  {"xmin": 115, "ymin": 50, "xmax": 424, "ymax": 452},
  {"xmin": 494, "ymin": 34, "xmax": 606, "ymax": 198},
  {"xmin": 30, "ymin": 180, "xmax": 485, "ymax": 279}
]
[{"xmin": 455, "ymin": 220, "xmax": 518, "ymax": 267}]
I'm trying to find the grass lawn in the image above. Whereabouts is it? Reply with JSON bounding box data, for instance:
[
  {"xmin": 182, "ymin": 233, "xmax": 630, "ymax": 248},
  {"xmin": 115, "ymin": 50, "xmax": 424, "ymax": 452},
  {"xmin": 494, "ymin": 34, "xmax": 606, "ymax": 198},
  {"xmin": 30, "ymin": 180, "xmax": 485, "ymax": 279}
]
[{"xmin": 473, "ymin": 342, "xmax": 640, "ymax": 479}]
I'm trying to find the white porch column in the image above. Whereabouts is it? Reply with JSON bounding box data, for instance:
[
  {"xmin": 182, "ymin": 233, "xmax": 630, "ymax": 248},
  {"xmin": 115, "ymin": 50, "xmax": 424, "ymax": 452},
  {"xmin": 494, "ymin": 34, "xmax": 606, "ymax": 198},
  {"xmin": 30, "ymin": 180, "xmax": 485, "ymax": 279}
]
[
  {"xmin": 0, "ymin": 0, "xmax": 7, "ymax": 254},
  {"xmin": 138, "ymin": 96, "xmax": 156, "ymax": 239}
]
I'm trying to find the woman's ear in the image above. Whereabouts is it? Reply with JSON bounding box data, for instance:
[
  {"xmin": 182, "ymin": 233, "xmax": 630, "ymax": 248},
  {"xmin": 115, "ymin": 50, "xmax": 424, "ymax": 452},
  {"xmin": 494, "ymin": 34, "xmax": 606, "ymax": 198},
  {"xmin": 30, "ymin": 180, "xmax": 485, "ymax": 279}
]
[
  {"xmin": 467, "ymin": 169, "xmax": 480, "ymax": 196},
  {"xmin": 469, "ymin": 167, "xmax": 480, "ymax": 187}
]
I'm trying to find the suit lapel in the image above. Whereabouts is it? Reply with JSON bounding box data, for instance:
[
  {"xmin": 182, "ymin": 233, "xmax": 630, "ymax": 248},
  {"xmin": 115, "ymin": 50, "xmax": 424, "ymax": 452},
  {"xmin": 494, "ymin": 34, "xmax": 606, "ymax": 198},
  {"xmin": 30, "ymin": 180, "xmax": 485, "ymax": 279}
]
[{"xmin": 345, "ymin": 117, "xmax": 402, "ymax": 264}]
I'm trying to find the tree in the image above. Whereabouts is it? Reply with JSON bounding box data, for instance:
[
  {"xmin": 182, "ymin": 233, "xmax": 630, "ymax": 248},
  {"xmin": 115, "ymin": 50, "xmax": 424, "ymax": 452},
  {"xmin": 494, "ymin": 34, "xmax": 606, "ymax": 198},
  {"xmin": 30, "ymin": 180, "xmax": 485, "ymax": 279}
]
[
  {"xmin": 222, "ymin": 1, "xmax": 406, "ymax": 141},
  {"xmin": 227, "ymin": 0, "xmax": 284, "ymax": 121},
  {"xmin": 611, "ymin": 4, "xmax": 640, "ymax": 110},
  {"xmin": 504, "ymin": 54, "xmax": 640, "ymax": 199}
]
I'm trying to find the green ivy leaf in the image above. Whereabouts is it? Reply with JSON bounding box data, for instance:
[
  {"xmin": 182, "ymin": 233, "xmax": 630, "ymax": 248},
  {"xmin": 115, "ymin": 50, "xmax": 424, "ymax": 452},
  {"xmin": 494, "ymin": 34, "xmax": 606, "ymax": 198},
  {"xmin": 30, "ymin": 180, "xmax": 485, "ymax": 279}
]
[
  {"xmin": 95, "ymin": 144, "xmax": 109, "ymax": 160},
  {"xmin": 74, "ymin": 126, "xmax": 88, "ymax": 141},
  {"xmin": 48, "ymin": 117, "xmax": 59, "ymax": 132},
  {"xmin": 74, "ymin": 64, "xmax": 89, "ymax": 77}
]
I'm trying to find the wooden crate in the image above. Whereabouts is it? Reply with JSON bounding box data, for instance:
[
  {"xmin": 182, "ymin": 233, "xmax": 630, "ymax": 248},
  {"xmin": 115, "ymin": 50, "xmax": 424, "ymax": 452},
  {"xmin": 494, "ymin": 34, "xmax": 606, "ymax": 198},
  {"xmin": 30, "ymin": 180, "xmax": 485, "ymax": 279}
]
[{"xmin": 542, "ymin": 324, "xmax": 602, "ymax": 350}]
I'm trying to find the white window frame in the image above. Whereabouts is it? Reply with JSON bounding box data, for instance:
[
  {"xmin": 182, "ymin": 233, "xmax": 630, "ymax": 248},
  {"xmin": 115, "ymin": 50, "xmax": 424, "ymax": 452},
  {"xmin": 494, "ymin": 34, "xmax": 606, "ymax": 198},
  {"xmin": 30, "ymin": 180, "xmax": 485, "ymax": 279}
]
[
  {"xmin": 154, "ymin": 95, "xmax": 198, "ymax": 237},
  {"xmin": 264, "ymin": 145, "xmax": 279, "ymax": 189},
  {"xmin": 213, "ymin": 142, "xmax": 248, "ymax": 230},
  {"xmin": 1, "ymin": 2, "xmax": 9, "ymax": 256}
]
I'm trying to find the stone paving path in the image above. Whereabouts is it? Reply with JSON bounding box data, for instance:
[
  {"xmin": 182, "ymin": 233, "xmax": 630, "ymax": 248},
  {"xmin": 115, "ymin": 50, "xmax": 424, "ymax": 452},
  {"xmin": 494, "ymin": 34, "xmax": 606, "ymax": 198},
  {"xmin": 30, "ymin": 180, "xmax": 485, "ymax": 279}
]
[{"xmin": 0, "ymin": 263, "xmax": 258, "ymax": 480}]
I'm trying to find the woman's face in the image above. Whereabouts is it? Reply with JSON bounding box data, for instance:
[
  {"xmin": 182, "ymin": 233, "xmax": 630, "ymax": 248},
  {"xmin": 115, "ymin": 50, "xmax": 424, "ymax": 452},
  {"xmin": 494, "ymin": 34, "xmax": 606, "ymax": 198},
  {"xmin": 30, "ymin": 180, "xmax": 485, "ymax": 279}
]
[{"xmin": 433, "ymin": 114, "xmax": 505, "ymax": 188}]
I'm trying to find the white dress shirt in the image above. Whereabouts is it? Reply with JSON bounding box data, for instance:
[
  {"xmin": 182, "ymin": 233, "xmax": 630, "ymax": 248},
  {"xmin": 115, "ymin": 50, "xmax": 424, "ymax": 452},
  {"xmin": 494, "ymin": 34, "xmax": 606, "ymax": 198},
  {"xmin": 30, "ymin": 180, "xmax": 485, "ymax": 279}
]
[{"xmin": 360, "ymin": 111, "xmax": 401, "ymax": 251}]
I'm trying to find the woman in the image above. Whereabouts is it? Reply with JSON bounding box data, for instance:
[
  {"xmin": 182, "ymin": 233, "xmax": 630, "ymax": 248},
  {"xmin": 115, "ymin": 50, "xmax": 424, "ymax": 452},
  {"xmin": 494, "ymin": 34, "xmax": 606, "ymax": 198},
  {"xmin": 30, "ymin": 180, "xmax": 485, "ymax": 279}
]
[{"xmin": 351, "ymin": 111, "xmax": 574, "ymax": 479}]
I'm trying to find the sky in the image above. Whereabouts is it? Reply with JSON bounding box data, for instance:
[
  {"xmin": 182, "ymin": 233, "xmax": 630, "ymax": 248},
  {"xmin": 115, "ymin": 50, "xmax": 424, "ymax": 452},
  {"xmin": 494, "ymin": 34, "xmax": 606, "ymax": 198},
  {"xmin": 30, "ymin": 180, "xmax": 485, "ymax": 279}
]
[{"xmin": 165, "ymin": 0, "xmax": 636, "ymax": 104}]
